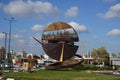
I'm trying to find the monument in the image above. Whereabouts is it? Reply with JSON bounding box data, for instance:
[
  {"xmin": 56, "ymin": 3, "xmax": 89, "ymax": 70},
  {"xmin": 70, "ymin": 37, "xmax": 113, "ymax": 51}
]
[{"xmin": 34, "ymin": 22, "xmax": 84, "ymax": 69}]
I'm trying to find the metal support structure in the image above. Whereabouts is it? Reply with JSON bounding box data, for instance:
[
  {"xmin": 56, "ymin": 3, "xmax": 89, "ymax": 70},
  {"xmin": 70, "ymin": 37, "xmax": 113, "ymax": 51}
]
[
  {"xmin": 4, "ymin": 17, "xmax": 16, "ymax": 63},
  {"xmin": 81, "ymin": 40, "xmax": 90, "ymax": 58},
  {"xmin": 81, "ymin": 40, "xmax": 85, "ymax": 57},
  {"xmin": 59, "ymin": 43, "xmax": 64, "ymax": 62},
  {"xmin": 2, "ymin": 32, "xmax": 8, "ymax": 59},
  {"xmin": 2, "ymin": 32, "xmax": 8, "ymax": 50}
]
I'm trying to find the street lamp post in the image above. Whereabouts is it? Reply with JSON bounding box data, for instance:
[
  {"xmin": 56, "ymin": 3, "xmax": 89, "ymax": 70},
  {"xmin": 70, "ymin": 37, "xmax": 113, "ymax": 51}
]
[
  {"xmin": 2, "ymin": 32, "xmax": 8, "ymax": 50},
  {"xmin": 2, "ymin": 32, "xmax": 8, "ymax": 59},
  {"xmin": 4, "ymin": 17, "xmax": 16, "ymax": 63}
]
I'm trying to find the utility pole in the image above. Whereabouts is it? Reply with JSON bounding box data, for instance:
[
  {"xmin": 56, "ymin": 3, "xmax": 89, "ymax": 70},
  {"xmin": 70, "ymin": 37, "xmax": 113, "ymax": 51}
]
[
  {"xmin": 81, "ymin": 40, "xmax": 85, "ymax": 57},
  {"xmin": 81, "ymin": 40, "xmax": 90, "ymax": 58},
  {"xmin": 2, "ymin": 32, "xmax": 8, "ymax": 59},
  {"xmin": 2, "ymin": 32, "xmax": 8, "ymax": 50},
  {"xmin": 4, "ymin": 17, "xmax": 16, "ymax": 63}
]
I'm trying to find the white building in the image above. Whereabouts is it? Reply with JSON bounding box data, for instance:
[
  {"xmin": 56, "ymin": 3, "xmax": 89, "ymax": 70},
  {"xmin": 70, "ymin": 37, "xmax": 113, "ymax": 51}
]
[
  {"xmin": 17, "ymin": 50, "xmax": 27, "ymax": 58},
  {"xmin": 110, "ymin": 57, "xmax": 120, "ymax": 66}
]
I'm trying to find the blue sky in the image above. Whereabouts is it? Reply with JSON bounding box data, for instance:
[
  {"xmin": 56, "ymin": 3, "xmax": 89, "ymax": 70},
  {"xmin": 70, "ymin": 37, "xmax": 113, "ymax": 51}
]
[{"xmin": 0, "ymin": 0, "xmax": 120, "ymax": 55}]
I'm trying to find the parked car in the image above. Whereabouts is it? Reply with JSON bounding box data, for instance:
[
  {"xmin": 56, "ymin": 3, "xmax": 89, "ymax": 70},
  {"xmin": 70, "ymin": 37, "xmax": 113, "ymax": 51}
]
[
  {"xmin": 5, "ymin": 63, "xmax": 14, "ymax": 68},
  {"xmin": 117, "ymin": 67, "xmax": 120, "ymax": 73}
]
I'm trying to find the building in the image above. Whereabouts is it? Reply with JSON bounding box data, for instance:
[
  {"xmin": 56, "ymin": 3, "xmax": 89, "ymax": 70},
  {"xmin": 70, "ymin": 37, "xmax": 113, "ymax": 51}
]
[
  {"xmin": 10, "ymin": 50, "xmax": 16, "ymax": 59},
  {"xmin": 110, "ymin": 57, "xmax": 120, "ymax": 66},
  {"xmin": 17, "ymin": 50, "xmax": 27, "ymax": 58},
  {"xmin": 0, "ymin": 46, "xmax": 6, "ymax": 61},
  {"xmin": 15, "ymin": 50, "xmax": 27, "ymax": 67}
]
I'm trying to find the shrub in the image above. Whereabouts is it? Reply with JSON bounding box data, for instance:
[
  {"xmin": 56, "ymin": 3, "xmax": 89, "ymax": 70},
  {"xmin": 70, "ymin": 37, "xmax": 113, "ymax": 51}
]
[{"xmin": 72, "ymin": 64, "xmax": 112, "ymax": 70}]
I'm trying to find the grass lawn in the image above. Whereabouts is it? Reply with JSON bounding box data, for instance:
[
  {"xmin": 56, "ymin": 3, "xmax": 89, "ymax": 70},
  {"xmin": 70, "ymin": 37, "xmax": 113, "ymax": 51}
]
[{"xmin": 3, "ymin": 70, "xmax": 120, "ymax": 80}]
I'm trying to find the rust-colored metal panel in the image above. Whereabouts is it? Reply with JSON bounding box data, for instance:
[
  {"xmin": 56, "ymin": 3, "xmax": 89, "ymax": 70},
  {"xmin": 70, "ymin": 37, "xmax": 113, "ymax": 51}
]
[
  {"xmin": 45, "ymin": 54, "xmax": 84, "ymax": 70},
  {"xmin": 42, "ymin": 43, "xmax": 78, "ymax": 61}
]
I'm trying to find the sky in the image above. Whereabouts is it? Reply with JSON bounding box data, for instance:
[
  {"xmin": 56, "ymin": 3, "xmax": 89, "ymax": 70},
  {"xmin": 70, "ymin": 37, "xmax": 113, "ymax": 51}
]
[{"xmin": 0, "ymin": 0, "xmax": 120, "ymax": 56}]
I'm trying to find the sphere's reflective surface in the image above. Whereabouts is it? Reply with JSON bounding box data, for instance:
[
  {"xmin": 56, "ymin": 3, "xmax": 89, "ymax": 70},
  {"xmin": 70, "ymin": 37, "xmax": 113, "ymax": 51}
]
[
  {"xmin": 41, "ymin": 22, "xmax": 79, "ymax": 61},
  {"xmin": 42, "ymin": 22, "xmax": 79, "ymax": 44}
]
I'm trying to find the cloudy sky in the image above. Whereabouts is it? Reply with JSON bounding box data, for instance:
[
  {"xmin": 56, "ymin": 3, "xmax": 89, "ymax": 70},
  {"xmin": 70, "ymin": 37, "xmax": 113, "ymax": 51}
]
[{"xmin": 0, "ymin": 0, "xmax": 120, "ymax": 55}]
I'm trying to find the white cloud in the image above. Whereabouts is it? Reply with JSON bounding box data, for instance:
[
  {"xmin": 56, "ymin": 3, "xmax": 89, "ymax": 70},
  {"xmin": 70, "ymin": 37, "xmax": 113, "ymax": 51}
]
[
  {"xmin": 12, "ymin": 34, "xmax": 23, "ymax": 39},
  {"xmin": 68, "ymin": 22, "xmax": 88, "ymax": 33},
  {"xmin": 18, "ymin": 39, "xmax": 25, "ymax": 44},
  {"xmin": 31, "ymin": 24, "xmax": 44, "ymax": 31},
  {"xmin": 3, "ymin": 0, "xmax": 59, "ymax": 18},
  {"xmin": 93, "ymin": 35, "xmax": 98, "ymax": 39},
  {"xmin": 108, "ymin": 29, "xmax": 120, "ymax": 36},
  {"xmin": 66, "ymin": 6, "xmax": 78, "ymax": 17},
  {"xmin": 0, "ymin": 33, "xmax": 4, "ymax": 40},
  {"xmin": 98, "ymin": 3, "xmax": 120, "ymax": 19}
]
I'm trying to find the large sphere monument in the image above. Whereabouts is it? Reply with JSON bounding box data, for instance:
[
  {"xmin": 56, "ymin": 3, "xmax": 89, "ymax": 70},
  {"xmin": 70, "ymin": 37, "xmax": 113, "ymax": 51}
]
[{"xmin": 34, "ymin": 22, "xmax": 83, "ymax": 69}]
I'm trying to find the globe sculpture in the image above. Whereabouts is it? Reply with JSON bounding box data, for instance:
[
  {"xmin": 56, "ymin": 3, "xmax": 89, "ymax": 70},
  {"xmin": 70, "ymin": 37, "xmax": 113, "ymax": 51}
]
[{"xmin": 33, "ymin": 22, "xmax": 84, "ymax": 70}]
